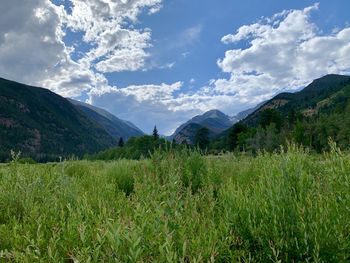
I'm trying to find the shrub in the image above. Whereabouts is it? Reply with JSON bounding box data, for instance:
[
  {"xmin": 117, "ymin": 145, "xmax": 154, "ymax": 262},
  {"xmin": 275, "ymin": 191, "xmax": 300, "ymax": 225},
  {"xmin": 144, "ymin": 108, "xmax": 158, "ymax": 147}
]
[
  {"xmin": 181, "ymin": 151, "xmax": 207, "ymax": 193},
  {"xmin": 106, "ymin": 162, "xmax": 135, "ymax": 196}
]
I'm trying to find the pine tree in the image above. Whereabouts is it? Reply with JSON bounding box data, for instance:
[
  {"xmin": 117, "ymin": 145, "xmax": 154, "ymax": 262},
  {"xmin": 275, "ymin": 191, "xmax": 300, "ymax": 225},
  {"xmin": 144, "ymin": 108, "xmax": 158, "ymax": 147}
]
[
  {"xmin": 118, "ymin": 137, "xmax": 124, "ymax": 147},
  {"xmin": 194, "ymin": 127, "xmax": 209, "ymax": 150},
  {"xmin": 153, "ymin": 126, "xmax": 159, "ymax": 140}
]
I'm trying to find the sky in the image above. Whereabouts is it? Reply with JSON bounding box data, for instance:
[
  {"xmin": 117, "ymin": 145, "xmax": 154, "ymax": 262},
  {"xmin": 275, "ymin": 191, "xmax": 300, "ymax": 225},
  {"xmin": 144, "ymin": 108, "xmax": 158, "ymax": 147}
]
[{"xmin": 1, "ymin": 0, "xmax": 350, "ymax": 135}]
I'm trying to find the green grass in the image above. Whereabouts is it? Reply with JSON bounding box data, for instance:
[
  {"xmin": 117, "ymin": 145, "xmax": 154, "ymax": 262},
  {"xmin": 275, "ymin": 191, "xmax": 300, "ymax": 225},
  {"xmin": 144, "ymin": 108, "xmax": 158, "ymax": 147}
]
[{"xmin": 0, "ymin": 146, "xmax": 349, "ymax": 262}]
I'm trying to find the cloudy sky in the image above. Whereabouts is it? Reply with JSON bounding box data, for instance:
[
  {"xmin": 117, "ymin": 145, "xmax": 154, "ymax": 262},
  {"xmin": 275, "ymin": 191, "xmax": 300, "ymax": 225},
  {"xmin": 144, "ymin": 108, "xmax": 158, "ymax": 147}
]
[{"xmin": 1, "ymin": 0, "xmax": 350, "ymax": 135}]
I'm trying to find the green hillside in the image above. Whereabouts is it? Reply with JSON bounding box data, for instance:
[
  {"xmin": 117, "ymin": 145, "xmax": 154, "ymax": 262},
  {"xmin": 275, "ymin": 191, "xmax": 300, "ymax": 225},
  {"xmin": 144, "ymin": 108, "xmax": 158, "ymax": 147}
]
[
  {"xmin": 242, "ymin": 74, "xmax": 350, "ymax": 126},
  {"xmin": 69, "ymin": 99, "xmax": 144, "ymax": 141},
  {"xmin": 0, "ymin": 78, "xmax": 116, "ymax": 162},
  {"xmin": 214, "ymin": 74, "xmax": 350, "ymax": 152}
]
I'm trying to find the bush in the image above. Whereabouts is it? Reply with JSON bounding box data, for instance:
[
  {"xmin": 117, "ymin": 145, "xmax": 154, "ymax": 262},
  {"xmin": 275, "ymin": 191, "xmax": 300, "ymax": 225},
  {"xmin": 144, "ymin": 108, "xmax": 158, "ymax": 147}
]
[
  {"xmin": 106, "ymin": 162, "xmax": 135, "ymax": 196},
  {"xmin": 18, "ymin": 157, "xmax": 37, "ymax": 164},
  {"xmin": 0, "ymin": 147, "xmax": 349, "ymax": 262},
  {"xmin": 181, "ymin": 151, "xmax": 207, "ymax": 193}
]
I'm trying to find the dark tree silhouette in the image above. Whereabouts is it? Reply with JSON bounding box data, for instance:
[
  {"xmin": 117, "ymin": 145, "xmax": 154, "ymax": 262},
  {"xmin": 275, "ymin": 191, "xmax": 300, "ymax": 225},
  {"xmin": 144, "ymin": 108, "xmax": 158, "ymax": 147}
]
[
  {"xmin": 153, "ymin": 126, "xmax": 159, "ymax": 140},
  {"xmin": 118, "ymin": 137, "xmax": 124, "ymax": 147},
  {"xmin": 227, "ymin": 123, "xmax": 249, "ymax": 150}
]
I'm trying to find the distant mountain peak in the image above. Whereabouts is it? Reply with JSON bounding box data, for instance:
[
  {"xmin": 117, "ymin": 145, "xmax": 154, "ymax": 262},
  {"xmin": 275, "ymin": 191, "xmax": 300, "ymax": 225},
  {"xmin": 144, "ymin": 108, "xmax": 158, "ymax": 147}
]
[
  {"xmin": 169, "ymin": 109, "xmax": 234, "ymax": 144},
  {"xmin": 202, "ymin": 109, "xmax": 227, "ymax": 118}
]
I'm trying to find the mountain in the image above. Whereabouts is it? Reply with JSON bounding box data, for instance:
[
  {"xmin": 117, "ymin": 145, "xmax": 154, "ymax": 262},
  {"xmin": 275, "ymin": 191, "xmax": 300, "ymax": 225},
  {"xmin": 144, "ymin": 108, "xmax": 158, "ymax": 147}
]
[
  {"xmin": 241, "ymin": 74, "xmax": 350, "ymax": 126},
  {"xmin": 0, "ymin": 78, "xmax": 117, "ymax": 162},
  {"xmin": 232, "ymin": 101, "xmax": 266, "ymax": 122},
  {"xmin": 214, "ymin": 74, "xmax": 350, "ymax": 153},
  {"xmin": 69, "ymin": 99, "xmax": 144, "ymax": 140},
  {"xmin": 171, "ymin": 123, "xmax": 212, "ymax": 145},
  {"xmin": 170, "ymin": 109, "xmax": 233, "ymax": 144}
]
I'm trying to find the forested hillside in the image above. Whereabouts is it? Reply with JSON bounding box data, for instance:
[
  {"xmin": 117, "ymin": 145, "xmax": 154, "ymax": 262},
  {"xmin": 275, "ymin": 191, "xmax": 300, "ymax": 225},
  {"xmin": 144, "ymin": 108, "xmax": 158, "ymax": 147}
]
[
  {"xmin": 0, "ymin": 78, "xmax": 116, "ymax": 162},
  {"xmin": 214, "ymin": 74, "xmax": 350, "ymax": 152}
]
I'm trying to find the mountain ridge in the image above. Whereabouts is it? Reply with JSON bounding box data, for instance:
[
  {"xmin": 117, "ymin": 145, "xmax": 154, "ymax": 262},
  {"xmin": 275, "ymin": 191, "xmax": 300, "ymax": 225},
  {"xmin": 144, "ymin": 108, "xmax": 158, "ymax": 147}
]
[
  {"xmin": 69, "ymin": 99, "xmax": 144, "ymax": 140},
  {"xmin": 241, "ymin": 74, "xmax": 350, "ymax": 126},
  {"xmin": 169, "ymin": 109, "xmax": 233, "ymax": 144},
  {"xmin": 0, "ymin": 78, "xmax": 117, "ymax": 161}
]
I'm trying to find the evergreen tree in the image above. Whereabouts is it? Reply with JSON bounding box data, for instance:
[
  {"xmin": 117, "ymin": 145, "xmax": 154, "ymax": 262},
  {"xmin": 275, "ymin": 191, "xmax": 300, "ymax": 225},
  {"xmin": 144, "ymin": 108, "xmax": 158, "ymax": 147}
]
[
  {"xmin": 195, "ymin": 127, "xmax": 210, "ymax": 150},
  {"xmin": 227, "ymin": 123, "xmax": 249, "ymax": 151},
  {"xmin": 118, "ymin": 137, "xmax": 124, "ymax": 147},
  {"xmin": 259, "ymin": 109, "xmax": 283, "ymax": 131},
  {"xmin": 153, "ymin": 126, "xmax": 159, "ymax": 140}
]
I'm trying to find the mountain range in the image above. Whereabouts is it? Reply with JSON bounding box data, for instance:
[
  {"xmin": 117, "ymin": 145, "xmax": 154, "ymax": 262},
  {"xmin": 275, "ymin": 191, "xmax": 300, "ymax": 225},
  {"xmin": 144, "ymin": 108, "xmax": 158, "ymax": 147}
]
[
  {"xmin": 168, "ymin": 104, "xmax": 262, "ymax": 144},
  {"xmin": 168, "ymin": 109, "xmax": 234, "ymax": 144},
  {"xmin": 169, "ymin": 74, "xmax": 350, "ymax": 147},
  {"xmin": 1, "ymin": 74, "xmax": 350, "ymax": 161},
  {"xmin": 0, "ymin": 78, "xmax": 143, "ymax": 161}
]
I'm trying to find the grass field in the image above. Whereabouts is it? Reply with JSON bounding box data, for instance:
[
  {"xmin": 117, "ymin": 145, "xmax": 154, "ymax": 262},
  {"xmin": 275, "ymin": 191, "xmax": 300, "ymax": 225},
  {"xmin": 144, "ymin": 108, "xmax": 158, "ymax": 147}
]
[{"xmin": 0, "ymin": 145, "xmax": 349, "ymax": 262}]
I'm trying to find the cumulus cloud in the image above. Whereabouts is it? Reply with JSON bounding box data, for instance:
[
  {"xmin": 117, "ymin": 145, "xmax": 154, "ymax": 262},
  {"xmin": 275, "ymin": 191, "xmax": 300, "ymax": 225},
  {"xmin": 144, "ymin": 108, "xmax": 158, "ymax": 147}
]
[
  {"xmin": 65, "ymin": 1, "xmax": 350, "ymax": 126},
  {"xmin": 0, "ymin": 0, "xmax": 66, "ymax": 87},
  {"xmin": 216, "ymin": 3, "xmax": 350, "ymax": 99},
  {"xmin": 62, "ymin": 0, "xmax": 157, "ymax": 73},
  {"xmin": 0, "ymin": 0, "xmax": 162, "ymax": 97},
  {"xmin": 88, "ymin": 82, "xmax": 201, "ymax": 134}
]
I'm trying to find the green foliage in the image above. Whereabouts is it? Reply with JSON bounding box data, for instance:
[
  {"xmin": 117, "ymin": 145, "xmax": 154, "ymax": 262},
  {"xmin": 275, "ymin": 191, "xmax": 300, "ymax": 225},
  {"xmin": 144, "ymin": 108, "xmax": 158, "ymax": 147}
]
[
  {"xmin": 0, "ymin": 147, "xmax": 349, "ymax": 262},
  {"xmin": 194, "ymin": 127, "xmax": 210, "ymax": 150},
  {"xmin": 227, "ymin": 123, "xmax": 250, "ymax": 151},
  {"xmin": 182, "ymin": 151, "xmax": 207, "ymax": 193},
  {"xmin": 243, "ymin": 74, "xmax": 350, "ymax": 127},
  {"xmin": 258, "ymin": 109, "xmax": 283, "ymax": 130},
  {"xmin": 87, "ymin": 135, "xmax": 173, "ymax": 160},
  {"xmin": 17, "ymin": 157, "xmax": 37, "ymax": 164},
  {"xmin": 106, "ymin": 161, "xmax": 135, "ymax": 196}
]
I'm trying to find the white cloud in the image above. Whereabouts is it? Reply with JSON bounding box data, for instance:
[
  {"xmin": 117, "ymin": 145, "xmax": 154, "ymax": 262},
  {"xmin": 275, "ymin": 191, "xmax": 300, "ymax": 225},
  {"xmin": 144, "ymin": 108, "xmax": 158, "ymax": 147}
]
[
  {"xmin": 0, "ymin": 0, "xmax": 66, "ymax": 87},
  {"xmin": 216, "ymin": 3, "xmax": 350, "ymax": 101},
  {"xmin": 88, "ymin": 82, "xmax": 200, "ymax": 134},
  {"xmin": 61, "ymin": 0, "xmax": 161, "ymax": 74},
  {"xmin": 0, "ymin": 0, "xmax": 162, "ymax": 97}
]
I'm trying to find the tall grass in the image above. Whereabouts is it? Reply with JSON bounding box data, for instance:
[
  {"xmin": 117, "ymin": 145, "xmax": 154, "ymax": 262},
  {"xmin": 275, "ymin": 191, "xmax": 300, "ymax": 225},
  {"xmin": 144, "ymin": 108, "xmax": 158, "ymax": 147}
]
[{"xmin": 0, "ymin": 146, "xmax": 349, "ymax": 262}]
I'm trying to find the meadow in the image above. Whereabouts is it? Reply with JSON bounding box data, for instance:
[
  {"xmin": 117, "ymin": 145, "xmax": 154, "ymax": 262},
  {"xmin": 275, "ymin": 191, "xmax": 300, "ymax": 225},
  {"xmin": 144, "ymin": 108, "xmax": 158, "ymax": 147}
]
[{"xmin": 0, "ymin": 144, "xmax": 349, "ymax": 262}]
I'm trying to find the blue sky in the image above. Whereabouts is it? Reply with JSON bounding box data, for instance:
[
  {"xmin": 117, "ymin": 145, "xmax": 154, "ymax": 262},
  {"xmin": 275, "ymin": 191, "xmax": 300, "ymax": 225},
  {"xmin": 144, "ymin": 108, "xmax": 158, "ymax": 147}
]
[
  {"xmin": 1, "ymin": 0, "xmax": 350, "ymax": 134},
  {"xmin": 59, "ymin": 0, "xmax": 350, "ymax": 88}
]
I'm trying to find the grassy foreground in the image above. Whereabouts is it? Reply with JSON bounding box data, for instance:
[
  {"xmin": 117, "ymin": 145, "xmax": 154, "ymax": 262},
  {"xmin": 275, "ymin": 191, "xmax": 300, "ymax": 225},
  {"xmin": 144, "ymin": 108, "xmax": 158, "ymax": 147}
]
[{"xmin": 0, "ymin": 145, "xmax": 349, "ymax": 262}]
